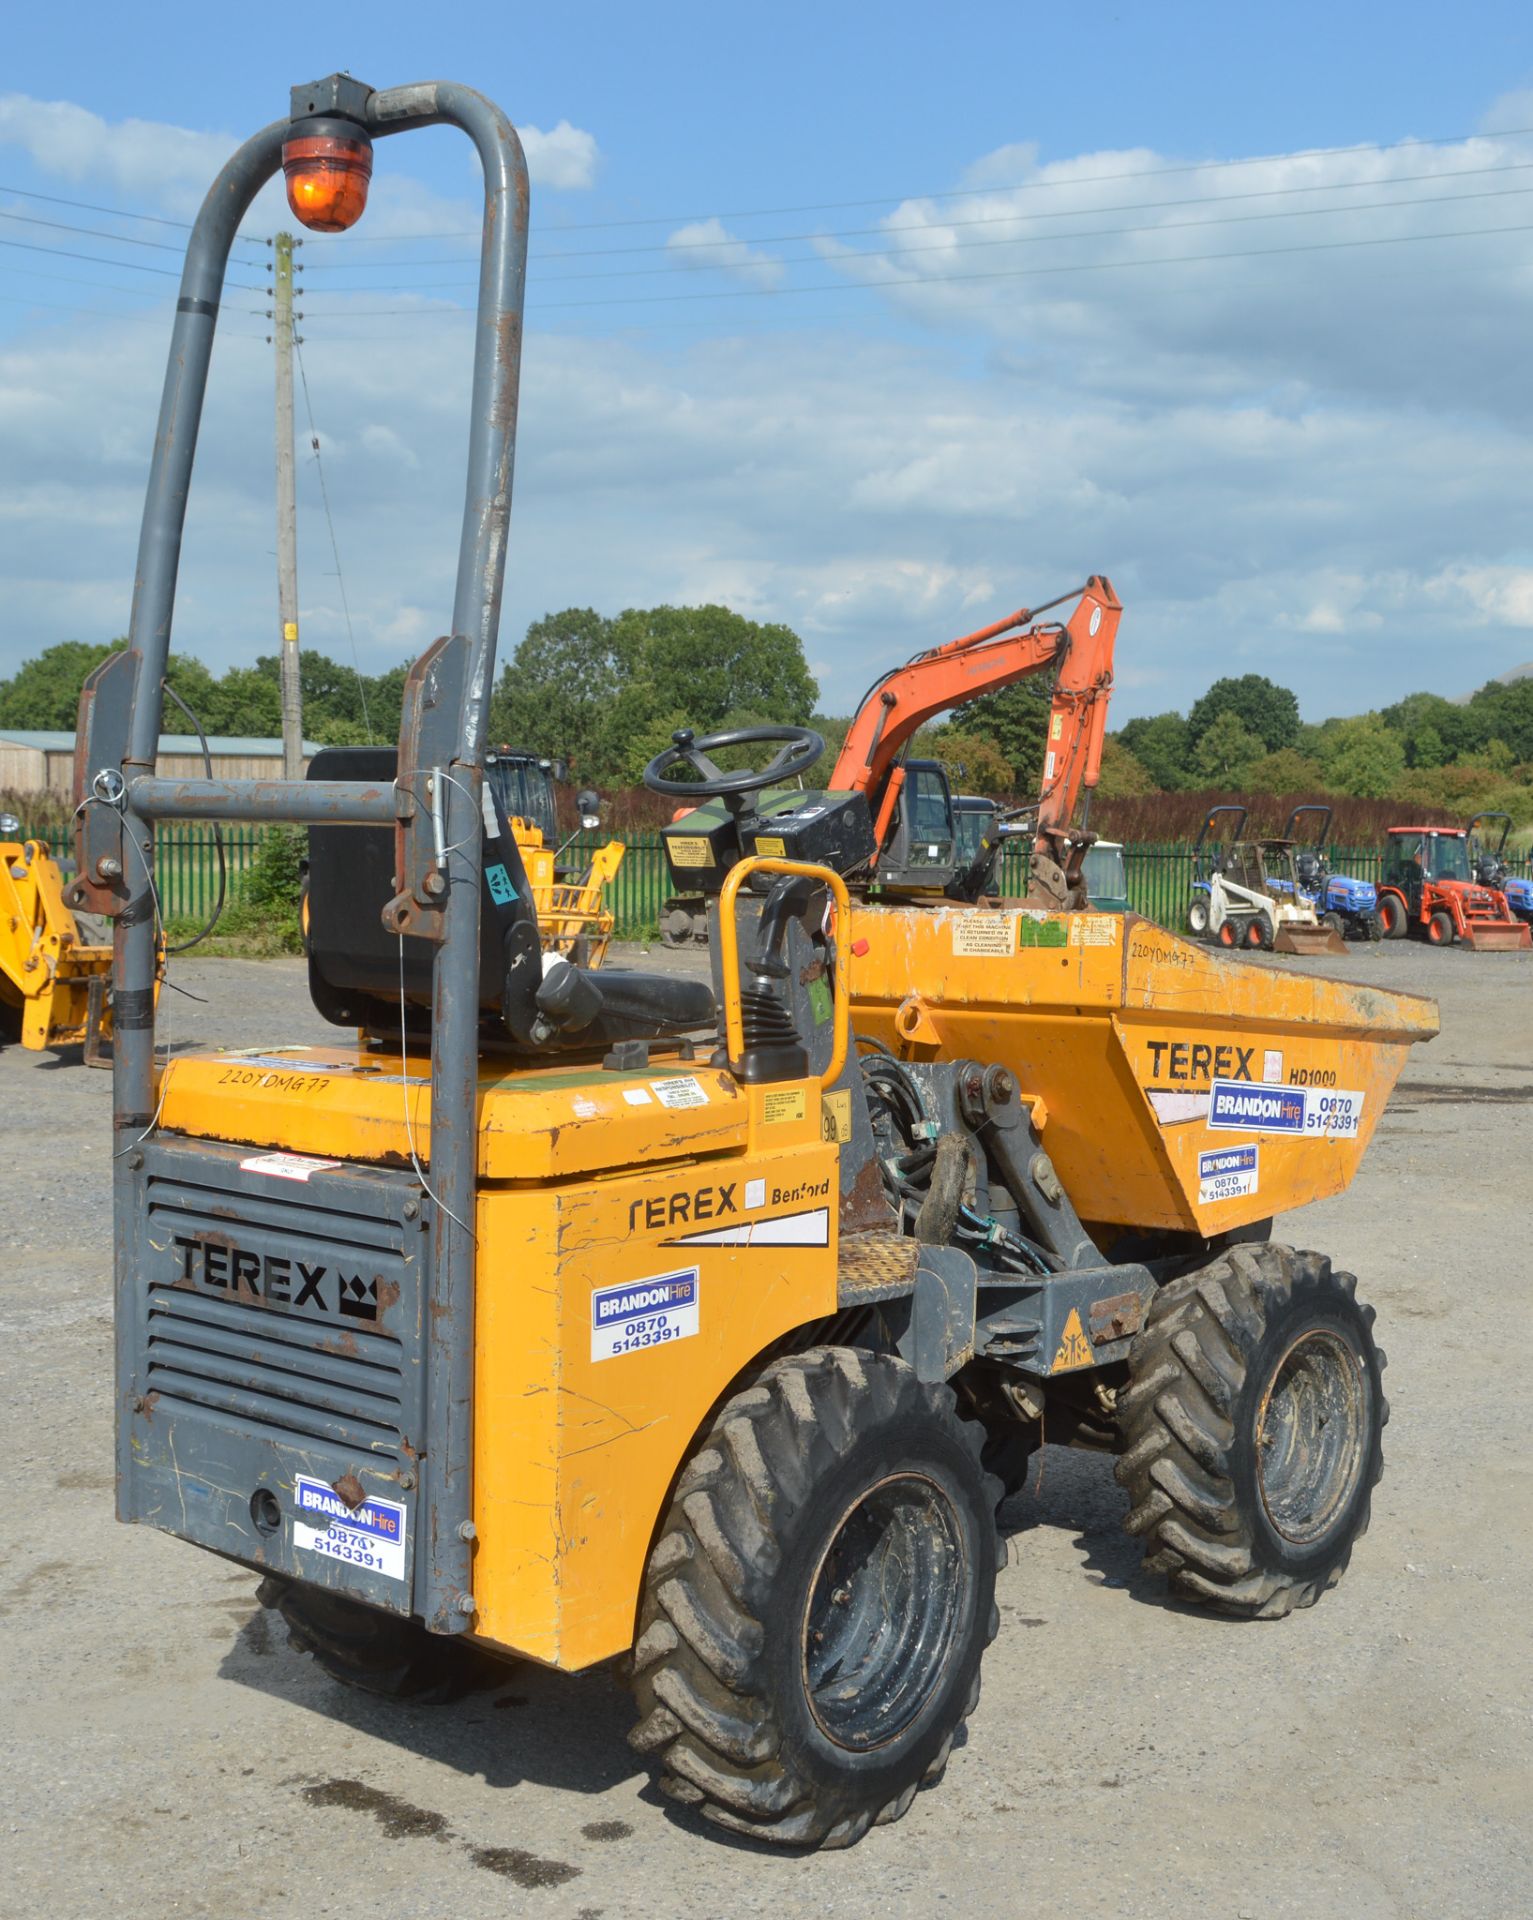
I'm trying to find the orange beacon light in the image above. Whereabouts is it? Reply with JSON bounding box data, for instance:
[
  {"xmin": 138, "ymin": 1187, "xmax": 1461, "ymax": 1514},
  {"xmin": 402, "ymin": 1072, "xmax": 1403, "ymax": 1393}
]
[{"xmin": 282, "ymin": 120, "xmax": 372, "ymax": 232}]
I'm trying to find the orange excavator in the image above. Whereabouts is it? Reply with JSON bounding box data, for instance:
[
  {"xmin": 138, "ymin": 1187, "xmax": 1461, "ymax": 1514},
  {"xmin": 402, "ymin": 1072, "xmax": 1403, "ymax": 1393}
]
[{"xmin": 655, "ymin": 578, "xmax": 1120, "ymax": 939}]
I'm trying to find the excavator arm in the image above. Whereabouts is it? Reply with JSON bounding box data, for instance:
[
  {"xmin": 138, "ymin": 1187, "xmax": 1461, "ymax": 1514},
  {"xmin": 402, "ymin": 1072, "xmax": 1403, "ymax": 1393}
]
[{"xmin": 830, "ymin": 576, "xmax": 1121, "ymax": 903}]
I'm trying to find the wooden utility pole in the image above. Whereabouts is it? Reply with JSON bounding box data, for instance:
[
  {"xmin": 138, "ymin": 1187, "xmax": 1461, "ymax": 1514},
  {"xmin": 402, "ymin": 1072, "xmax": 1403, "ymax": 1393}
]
[{"xmin": 273, "ymin": 230, "xmax": 303, "ymax": 781}]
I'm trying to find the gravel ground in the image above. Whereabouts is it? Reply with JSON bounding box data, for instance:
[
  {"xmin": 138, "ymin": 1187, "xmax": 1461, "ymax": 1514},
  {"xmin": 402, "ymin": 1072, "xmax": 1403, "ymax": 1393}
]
[{"xmin": 2, "ymin": 938, "xmax": 1529, "ymax": 1919}]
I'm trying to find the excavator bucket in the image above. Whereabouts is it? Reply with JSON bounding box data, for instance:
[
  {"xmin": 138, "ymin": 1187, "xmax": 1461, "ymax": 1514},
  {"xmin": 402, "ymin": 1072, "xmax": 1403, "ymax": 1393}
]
[
  {"xmin": 1273, "ymin": 921, "xmax": 1349, "ymax": 957},
  {"xmin": 1460, "ymin": 920, "xmax": 1532, "ymax": 952}
]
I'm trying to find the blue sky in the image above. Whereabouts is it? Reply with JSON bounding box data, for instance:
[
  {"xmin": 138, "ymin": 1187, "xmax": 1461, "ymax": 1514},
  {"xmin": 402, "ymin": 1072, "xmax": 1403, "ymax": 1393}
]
[{"xmin": 3, "ymin": 1, "xmax": 1533, "ymax": 721}]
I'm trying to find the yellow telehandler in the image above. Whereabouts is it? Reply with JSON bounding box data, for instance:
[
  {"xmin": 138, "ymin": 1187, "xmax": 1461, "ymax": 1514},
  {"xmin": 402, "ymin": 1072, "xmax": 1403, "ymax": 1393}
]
[
  {"xmin": 1, "ymin": 815, "xmax": 117, "ymax": 1057},
  {"xmin": 81, "ymin": 74, "xmax": 1438, "ymax": 1853}
]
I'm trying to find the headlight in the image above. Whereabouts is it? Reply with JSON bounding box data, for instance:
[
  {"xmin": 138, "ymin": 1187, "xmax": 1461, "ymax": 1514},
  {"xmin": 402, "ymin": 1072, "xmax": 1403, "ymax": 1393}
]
[{"xmin": 0, "ymin": 812, "xmax": 21, "ymax": 836}]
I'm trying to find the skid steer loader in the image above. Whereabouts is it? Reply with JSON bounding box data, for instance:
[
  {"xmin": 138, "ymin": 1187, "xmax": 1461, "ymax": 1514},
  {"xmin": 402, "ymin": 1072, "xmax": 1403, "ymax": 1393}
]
[
  {"xmin": 83, "ymin": 74, "xmax": 1439, "ymax": 1853},
  {"xmin": 1186, "ymin": 805, "xmax": 1348, "ymax": 955}
]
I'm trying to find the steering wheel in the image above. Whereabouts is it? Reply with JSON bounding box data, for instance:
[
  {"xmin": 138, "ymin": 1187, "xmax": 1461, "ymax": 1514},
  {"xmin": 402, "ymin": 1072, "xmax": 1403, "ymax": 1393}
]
[{"xmin": 642, "ymin": 724, "xmax": 825, "ymax": 799}]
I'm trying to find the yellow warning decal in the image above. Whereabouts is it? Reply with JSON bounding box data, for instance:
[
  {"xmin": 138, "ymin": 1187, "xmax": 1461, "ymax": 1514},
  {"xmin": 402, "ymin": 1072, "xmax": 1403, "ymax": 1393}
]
[
  {"xmin": 754, "ymin": 836, "xmax": 787, "ymax": 858},
  {"xmin": 283, "ymin": 621, "xmax": 299, "ymax": 641},
  {"xmin": 1050, "ymin": 1307, "xmax": 1094, "ymax": 1373},
  {"xmin": 667, "ymin": 836, "xmax": 713, "ymax": 869},
  {"xmin": 821, "ymin": 1088, "xmax": 853, "ymax": 1144},
  {"xmin": 762, "ymin": 1086, "xmax": 806, "ymax": 1125},
  {"xmin": 1050, "ymin": 712, "xmax": 1064, "ymax": 741}
]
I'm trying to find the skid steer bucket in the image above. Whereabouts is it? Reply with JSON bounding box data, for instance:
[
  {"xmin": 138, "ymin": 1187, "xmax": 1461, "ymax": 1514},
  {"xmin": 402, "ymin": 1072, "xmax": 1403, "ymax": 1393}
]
[
  {"xmin": 1273, "ymin": 921, "xmax": 1349, "ymax": 956},
  {"xmin": 1460, "ymin": 919, "xmax": 1532, "ymax": 952}
]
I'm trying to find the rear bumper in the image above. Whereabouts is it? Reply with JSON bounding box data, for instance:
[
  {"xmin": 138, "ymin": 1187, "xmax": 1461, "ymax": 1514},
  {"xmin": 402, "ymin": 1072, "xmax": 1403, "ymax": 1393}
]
[{"xmin": 118, "ymin": 1138, "xmax": 428, "ymax": 1616}]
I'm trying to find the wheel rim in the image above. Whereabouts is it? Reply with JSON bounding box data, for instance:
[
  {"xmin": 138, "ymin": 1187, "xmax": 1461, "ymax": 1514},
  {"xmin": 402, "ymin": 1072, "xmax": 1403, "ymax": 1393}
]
[
  {"xmin": 1256, "ymin": 1329, "xmax": 1368, "ymax": 1547},
  {"xmin": 1219, "ymin": 923, "xmax": 1236, "ymax": 947},
  {"xmin": 801, "ymin": 1472, "xmax": 967, "ymax": 1752}
]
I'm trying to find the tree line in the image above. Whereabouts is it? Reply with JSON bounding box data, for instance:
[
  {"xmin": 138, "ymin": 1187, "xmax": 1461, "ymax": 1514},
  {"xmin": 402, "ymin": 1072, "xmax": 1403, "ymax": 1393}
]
[{"xmin": 3, "ymin": 614, "xmax": 1531, "ymax": 830}]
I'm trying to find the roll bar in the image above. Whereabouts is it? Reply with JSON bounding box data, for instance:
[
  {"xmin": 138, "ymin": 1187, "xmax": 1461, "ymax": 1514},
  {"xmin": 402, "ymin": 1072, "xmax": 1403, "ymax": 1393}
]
[{"xmin": 70, "ymin": 76, "xmax": 530, "ymax": 1634}]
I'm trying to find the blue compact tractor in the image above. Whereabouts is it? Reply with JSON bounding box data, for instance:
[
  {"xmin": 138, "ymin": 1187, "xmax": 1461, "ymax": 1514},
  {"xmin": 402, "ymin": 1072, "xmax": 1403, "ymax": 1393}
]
[
  {"xmin": 1287, "ymin": 806, "xmax": 1381, "ymax": 943},
  {"xmin": 1469, "ymin": 812, "xmax": 1533, "ymax": 926}
]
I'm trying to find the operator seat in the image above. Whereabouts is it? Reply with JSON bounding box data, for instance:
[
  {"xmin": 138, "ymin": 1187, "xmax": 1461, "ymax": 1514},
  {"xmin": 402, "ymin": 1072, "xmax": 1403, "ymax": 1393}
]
[{"xmin": 304, "ymin": 748, "xmax": 714, "ymax": 1050}]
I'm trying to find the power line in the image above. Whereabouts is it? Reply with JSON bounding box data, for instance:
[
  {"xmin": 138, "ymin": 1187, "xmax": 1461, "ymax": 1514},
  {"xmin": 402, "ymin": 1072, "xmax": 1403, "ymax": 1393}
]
[
  {"xmin": 0, "ymin": 205, "xmax": 265, "ymax": 266},
  {"xmin": 295, "ymin": 182, "xmax": 1533, "ymax": 295},
  {"xmin": 302, "ymin": 120, "xmax": 1533, "ymax": 244},
  {"xmin": 295, "ymin": 215, "xmax": 1533, "ymax": 318},
  {"xmin": 292, "ymin": 335, "xmax": 373, "ymax": 742},
  {"xmin": 0, "ymin": 178, "xmax": 264, "ymax": 242},
  {"xmin": 301, "ymin": 157, "xmax": 1533, "ymax": 271},
  {"xmin": 0, "ymin": 232, "xmax": 269, "ymax": 296}
]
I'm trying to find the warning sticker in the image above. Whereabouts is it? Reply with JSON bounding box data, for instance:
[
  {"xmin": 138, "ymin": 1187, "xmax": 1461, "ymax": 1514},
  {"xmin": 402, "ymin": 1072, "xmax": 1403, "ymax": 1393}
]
[
  {"xmin": 1017, "ymin": 916, "xmax": 1068, "ymax": 948},
  {"xmin": 1198, "ymin": 1143, "xmax": 1259, "ymax": 1205},
  {"xmin": 1263, "ymin": 1049, "xmax": 1284, "ymax": 1085},
  {"xmin": 622, "ymin": 1086, "xmax": 653, "ymax": 1106},
  {"xmin": 1050, "ymin": 1308, "xmax": 1094, "ymax": 1373},
  {"xmin": 763, "ymin": 1086, "xmax": 807, "ymax": 1125},
  {"xmin": 753, "ymin": 836, "xmax": 787, "ymax": 858},
  {"xmin": 591, "ymin": 1268, "xmax": 700, "ymax": 1362},
  {"xmin": 952, "ymin": 913, "xmax": 1016, "ymax": 957},
  {"xmin": 1069, "ymin": 915, "xmax": 1119, "ymax": 948},
  {"xmin": 239, "ymin": 1152, "xmax": 341, "ymax": 1183},
  {"xmin": 651, "ymin": 1075, "xmax": 709, "ymax": 1110},
  {"xmin": 667, "ymin": 836, "xmax": 713, "ymax": 869},
  {"xmin": 293, "ymin": 1476, "xmax": 407, "ymax": 1581},
  {"xmin": 821, "ymin": 1088, "xmax": 853, "ymax": 1143}
]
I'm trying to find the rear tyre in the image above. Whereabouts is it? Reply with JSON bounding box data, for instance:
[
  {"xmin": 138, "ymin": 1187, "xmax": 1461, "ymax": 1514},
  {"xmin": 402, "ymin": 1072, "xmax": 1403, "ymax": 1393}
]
[
  {"xmin": 1186, "ymin": 897, "xmax": 1210, "ymax": 938},
  {"xmin": 1427, "ymin": 909, "xmax": 1455, "ymax": 946},
  {"xmin": 630, "ymin": 1347, "xmax": 1003, "ymax": 1849},
  {"xmin": 1115, "ymin": 1243, "xmax": 1386, "ymax": 1618},
  {"xmin": 1378, "ymin": 894, "xmax": 1408, "ymax": 939},
  {"xmin": 257, "ymin": 1578, "xmax": 495, "ymax": 1702},
  {"xmin": 1246, "ymin": 911, "xmax": 1274, "ymax": 950}
]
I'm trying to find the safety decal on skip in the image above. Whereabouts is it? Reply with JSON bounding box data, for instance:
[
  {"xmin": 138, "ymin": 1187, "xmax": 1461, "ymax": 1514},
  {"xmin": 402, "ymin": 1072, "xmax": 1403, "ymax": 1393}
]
[
  {"xmin": 293, "ymin": 1476, "xmax": 407, "ymax": 1581},
  {"xmin": 1207, "ymin": 1080, "xmax": 1365, "ymax": 1139},
  {"xmin": 591, "ymin": 1268, "xmax": 700, "ymax": 1361},
  {"xmin": 1198, "ymin": 1143, "xmax": 1259, "ymax": 1204},
  {"xmin": 951, "ymin": 913, "xmax": 1016, "ymax": 957}
]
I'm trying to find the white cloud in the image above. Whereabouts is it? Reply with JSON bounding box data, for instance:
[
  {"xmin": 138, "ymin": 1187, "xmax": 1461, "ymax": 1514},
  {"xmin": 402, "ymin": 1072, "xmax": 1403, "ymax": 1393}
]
[
  {"xmin": 2, "ymin": 114, "xmax": 1533, "ymax": 727},
  {"xmin": 519, "ymin": 120, "xmax": 599, "ymax": 191},
  {"xmin": 0, "ymin": 92, "xmax": 240, "ymax": 218},
  {"xmin": 1424, "ymin": 564, "xmax": 1533, "ymax": 627},
  {"xmin": 0, "ymin": 93, "xmax": 600, "ymax": 226},
  {"xmin": 666, "ymin": 218, "xmax": 785, "ymax": 290}
]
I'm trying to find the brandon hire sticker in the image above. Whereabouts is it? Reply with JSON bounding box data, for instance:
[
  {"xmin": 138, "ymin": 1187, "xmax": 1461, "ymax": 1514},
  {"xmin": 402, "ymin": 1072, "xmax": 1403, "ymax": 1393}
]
[
  {"xmin": 592, "ymin": 1268, "xmax": 700, "ymax": 1361},
  {"xmin": 1208, "ymin": 1080, "xmax": 1365, "ymax": 1139},
  {"xmin": 293, "ymin": 1476, "xmax": 407, "ymax": 1581},
  {"xmin": 1198, "ymin": 1143, "xmax": 1259, "ymax": 1204}
]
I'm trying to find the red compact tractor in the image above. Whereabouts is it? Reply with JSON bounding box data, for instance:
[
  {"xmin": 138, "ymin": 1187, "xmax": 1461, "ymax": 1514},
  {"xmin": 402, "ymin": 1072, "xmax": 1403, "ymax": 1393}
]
[{"xmin": 1376, "ymin": 822, "xmax": 1531, "ymax": 951}]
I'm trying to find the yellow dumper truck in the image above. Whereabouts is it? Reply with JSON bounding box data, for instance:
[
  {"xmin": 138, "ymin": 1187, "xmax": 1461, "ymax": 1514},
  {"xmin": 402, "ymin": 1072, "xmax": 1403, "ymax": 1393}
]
[{"xmin": 82, "ymin": 73, "xmax": 1437, "ymax": 1852}]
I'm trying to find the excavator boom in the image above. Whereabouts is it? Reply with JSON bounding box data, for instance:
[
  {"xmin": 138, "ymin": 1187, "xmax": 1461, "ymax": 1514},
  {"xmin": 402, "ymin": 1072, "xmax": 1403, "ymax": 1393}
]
[{"xmin": 829, "ymin": 576, "xmax": 1121, "ymax": 897}]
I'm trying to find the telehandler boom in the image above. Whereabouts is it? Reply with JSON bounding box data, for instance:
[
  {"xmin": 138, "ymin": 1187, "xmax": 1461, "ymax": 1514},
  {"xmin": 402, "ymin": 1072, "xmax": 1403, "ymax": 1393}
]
[{"xmin": 85, "ymin": 75, "xmax": 1438, "ymax": 1854}]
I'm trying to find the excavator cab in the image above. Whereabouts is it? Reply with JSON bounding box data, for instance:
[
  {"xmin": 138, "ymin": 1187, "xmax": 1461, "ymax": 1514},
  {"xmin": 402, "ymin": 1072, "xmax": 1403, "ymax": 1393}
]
[{"xmin": 875, "ymin": 758, "xmax": 959, "ymax": 892}]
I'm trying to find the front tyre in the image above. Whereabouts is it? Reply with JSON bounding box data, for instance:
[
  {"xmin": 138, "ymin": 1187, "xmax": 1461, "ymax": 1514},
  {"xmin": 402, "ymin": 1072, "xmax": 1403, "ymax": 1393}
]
[
  {"xmin": 630, "ymin": 1348, "xmax": 1002, "ymax": 1849},
  {"xmin": 1115, "ymin": 1244, "xmax": 1385, "ymax": 1619},
  {"xmin": 1186, "ymin": 896, "xmax": 1210, "ymax": 938},
  {"xmin": 1378, "ymin": 893, "xmax": 1408, "ymax": 939}
]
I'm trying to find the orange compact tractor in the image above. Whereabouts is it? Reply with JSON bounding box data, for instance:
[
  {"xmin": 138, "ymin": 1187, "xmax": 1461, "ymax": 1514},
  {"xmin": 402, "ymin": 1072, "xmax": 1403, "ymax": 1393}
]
[{"xmin": 1376, "ymin": 822, "xmax": 1530, "ymax": 951}]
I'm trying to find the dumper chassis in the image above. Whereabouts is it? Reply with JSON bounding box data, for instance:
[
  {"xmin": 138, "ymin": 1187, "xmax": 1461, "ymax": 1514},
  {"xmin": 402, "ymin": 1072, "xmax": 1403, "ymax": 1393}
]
[{"xmin": 81, "ymin": 74, "xmax": 1438, "ymax": 1853}]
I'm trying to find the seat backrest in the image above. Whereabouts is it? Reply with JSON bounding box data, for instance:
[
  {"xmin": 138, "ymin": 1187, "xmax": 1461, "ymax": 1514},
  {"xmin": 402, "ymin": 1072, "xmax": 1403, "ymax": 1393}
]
[{"xmin": 305, "ymin": 745, "xmax": 532, "ymax": 1032}]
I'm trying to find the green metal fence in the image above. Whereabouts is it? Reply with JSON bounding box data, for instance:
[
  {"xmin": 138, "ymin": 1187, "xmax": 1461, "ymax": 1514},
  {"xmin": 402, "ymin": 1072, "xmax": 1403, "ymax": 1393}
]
[{"xmin": 15, "ymin": 819, "xmax": 1531, "ymax": 942}]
